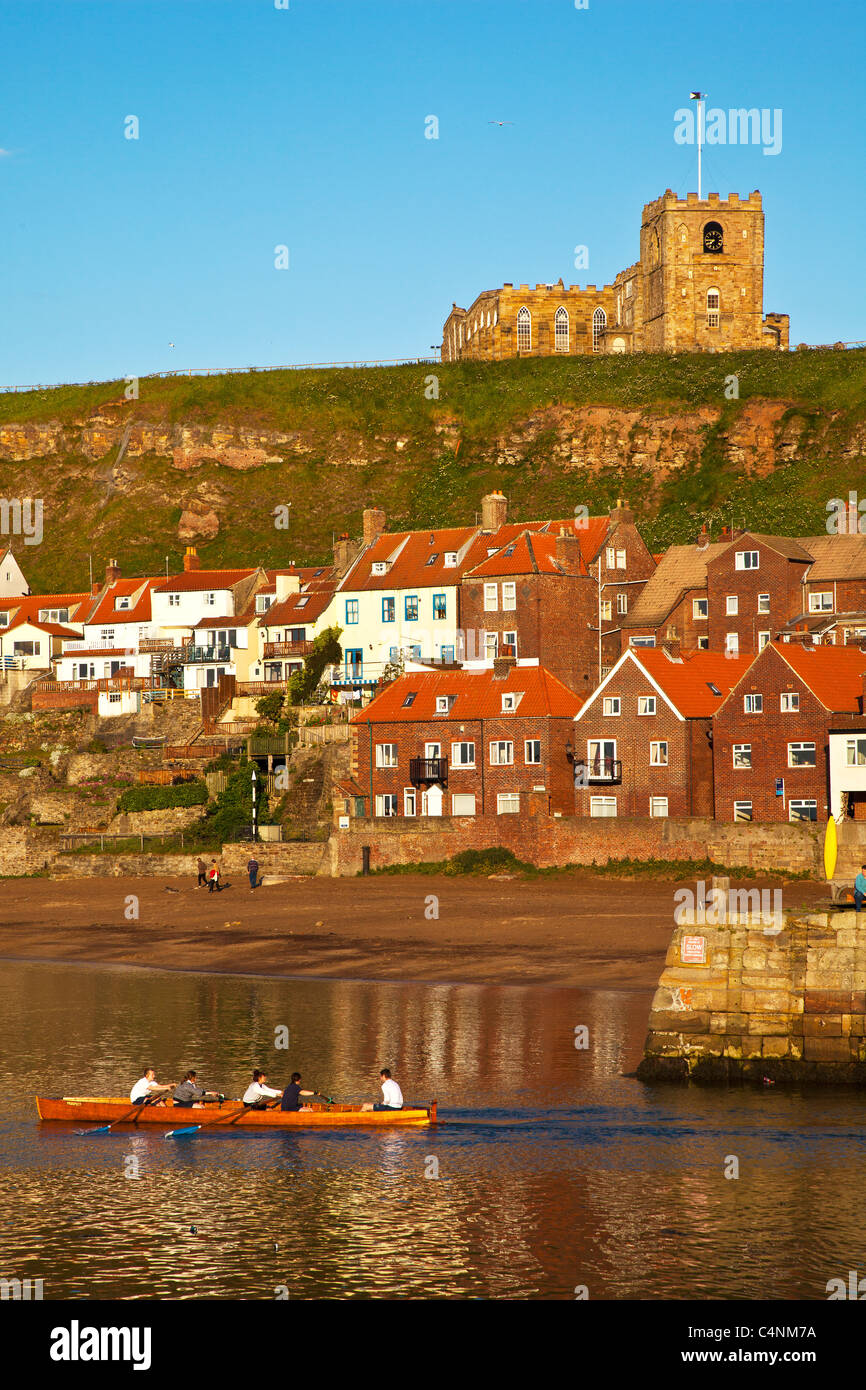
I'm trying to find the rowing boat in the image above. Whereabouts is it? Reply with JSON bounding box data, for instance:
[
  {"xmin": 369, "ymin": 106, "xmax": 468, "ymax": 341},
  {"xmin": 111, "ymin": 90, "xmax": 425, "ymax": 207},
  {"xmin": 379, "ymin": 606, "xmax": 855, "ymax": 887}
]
[{"xmin": 36, "ymin": 1096, "xmax": 436, "ymax": 1128}]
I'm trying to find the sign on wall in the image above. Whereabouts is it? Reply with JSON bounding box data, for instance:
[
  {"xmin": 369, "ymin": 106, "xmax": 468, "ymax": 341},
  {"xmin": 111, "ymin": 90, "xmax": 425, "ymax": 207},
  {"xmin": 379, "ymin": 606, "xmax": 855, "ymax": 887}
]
[{"xmin": 681, "ymin": 935, "xmax": 707, "ymax": 965}]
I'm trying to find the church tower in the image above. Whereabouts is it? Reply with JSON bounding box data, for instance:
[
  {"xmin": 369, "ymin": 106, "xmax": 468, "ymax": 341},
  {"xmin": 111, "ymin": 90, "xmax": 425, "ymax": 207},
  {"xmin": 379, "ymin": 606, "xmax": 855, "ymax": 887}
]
[{"xmin": 639, "ymin": 189, "xmax": 786, "ymax": 351}]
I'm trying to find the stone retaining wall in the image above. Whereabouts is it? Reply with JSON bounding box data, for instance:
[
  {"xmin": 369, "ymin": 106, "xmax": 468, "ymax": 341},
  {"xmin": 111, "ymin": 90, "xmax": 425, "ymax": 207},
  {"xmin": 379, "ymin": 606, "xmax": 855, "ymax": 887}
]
[
  {"xmin": 638, "ymin": 903, "xmax": 866, "ymax": 1085},
  {"xmin": 220, "ymin": 840, "xmax": 329, "ymax": 877},
  {"xmin": 51, "ymin": 853, "xmax": 198, "ymax": 878}
]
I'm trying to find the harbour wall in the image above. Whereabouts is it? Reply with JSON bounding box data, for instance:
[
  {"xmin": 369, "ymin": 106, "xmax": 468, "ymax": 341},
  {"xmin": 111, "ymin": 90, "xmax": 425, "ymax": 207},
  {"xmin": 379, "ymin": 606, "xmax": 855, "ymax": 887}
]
[{"xmin": 638, "ymin": 895, "xmax": 866, "ymax": 1085}]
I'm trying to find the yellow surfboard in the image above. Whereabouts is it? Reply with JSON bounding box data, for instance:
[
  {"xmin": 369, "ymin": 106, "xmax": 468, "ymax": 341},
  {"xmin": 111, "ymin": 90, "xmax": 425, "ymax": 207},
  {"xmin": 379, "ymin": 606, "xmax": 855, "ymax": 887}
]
[{"xmin": 824, "ymin": 816, "xmax": 838, "ymax": 882}]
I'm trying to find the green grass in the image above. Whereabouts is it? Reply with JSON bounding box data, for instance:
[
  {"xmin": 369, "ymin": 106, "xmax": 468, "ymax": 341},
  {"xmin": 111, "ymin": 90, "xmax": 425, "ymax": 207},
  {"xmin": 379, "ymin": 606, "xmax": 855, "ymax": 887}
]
[{"xmin": 3, "ymin": 350, "xmax": 864, "ymax": 591}]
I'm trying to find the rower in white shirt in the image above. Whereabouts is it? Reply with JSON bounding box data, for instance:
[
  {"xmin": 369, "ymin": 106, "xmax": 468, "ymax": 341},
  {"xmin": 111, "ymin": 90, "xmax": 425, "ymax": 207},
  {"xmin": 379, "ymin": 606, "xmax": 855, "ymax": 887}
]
[
  {"xmin": 242, "ymin": 1069, "xmax": 284, "ymax": 1109},
  {"xmin": 362, "ymin": 1068, "xmax": 404, "ymax": 1112},
  {"xmin": 130, "ymin": 1068, "xmax": 174, "ymax": 1106}
]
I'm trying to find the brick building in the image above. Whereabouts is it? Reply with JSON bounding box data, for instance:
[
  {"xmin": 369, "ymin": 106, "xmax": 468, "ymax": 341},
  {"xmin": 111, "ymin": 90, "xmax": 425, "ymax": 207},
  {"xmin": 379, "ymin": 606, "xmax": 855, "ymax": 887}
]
[
  {"xmin": 443, "ymin": 189, "xmax": 788, "ymax": 361},
  {"xmin": 349, "ymin": 658, "xmax": 582, "ymax": 820},
  {"xmin": 458, "ymin": 501, "xmax": 656, "ymax": 695},
  {"xmin": 621, "ymin": 534, "xmax": 727, "ymax": 653},
  {"xmin": 573, "ymin": 648, "xmax": 751, "ymax": 820},
  {"xmin": 712, "ymin": 643, "xmax": 866, "ymax": 824}
]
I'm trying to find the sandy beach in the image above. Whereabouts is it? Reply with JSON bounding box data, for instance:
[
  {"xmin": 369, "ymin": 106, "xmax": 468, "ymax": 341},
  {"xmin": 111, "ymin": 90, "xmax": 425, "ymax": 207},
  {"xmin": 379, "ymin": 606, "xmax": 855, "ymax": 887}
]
[{"xmin": 0, "ymin": 872, "xmax": 828, "ymax": 989}]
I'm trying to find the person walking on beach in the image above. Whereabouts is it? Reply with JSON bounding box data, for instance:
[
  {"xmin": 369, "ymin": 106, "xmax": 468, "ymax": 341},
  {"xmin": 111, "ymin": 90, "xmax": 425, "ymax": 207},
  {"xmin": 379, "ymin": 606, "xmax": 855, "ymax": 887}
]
[
  {"xmin": 247, "ymin": 855, "xmax": 259, "ymax": 891},
  {"xmin": 208, "ymin": 858, "xmax": 222, "ymax": 893},
  {"xmin": 196, "ymin": 857, "xmax": 208, "ymax": 889}
]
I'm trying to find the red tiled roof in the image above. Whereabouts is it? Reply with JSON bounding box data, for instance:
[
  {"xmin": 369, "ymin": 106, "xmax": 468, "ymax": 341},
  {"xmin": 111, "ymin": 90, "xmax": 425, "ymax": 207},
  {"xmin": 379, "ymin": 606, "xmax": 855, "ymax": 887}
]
[
  {"xmin": 0, "ymin": 593, "xmax": 91, "ymax": 633},
  {"xmin": 352, "ymin": 664, "xmax": 583, "ymax": 723},
  {"xmin": 84, "ymin": 578, "xmax": 160, "ymax": 626},
  {"xmin": 772, "ymin": 642, "xmax": 866, "ymax": 712},
  {"xmin": 19, "ymin": 622, "xmax": 82, "ymax": 639},
  {"xmin": 629, "ymin": 649, "xmax": 754, "ymax": 717},
  {"xmin": 340, "ymin": 526, "xmax": 479, "ymax": 593},
  {"xmin": 56, "ymin": 644, "xmax": 136, "ymax": 656},
  {"xmin": 465, "ymin": 530, "xmax": 588, "ymax": 578},
  {"xmin": 152, "ymin": 569, "xmax": 257, "ymax": 594}
]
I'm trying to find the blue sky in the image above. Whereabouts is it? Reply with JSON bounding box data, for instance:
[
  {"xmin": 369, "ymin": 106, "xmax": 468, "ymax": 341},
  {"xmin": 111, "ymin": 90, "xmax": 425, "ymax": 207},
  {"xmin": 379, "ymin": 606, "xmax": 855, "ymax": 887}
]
[{"xmin": 0, "ymin": 0, "xmax": 862, "ymax": 385}]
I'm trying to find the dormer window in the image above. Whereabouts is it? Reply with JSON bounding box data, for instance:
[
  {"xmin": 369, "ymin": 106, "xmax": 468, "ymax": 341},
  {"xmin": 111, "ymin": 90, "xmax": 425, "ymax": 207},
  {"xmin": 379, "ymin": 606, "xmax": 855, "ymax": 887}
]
[
  {"xmin": 256, "ymin": 594, "xmax": 273, "ymax": 613},
  {"xmin": 115, "ymin": 596, "xmax": 131, "ymax": 611},
  {"xmin": 372, "ymin": 561, "xmax": 389, "ymax": 576},
  {"xmin": 501, "ymin": 692, "xmax": 523, "ymax": 713},
  {"xmin": 435, "ymin": 695, "xmax": 455, "ymax": 714},
  {"xmin": 444, "ymin": 552, "xmax": 458, "ymax": 568}
]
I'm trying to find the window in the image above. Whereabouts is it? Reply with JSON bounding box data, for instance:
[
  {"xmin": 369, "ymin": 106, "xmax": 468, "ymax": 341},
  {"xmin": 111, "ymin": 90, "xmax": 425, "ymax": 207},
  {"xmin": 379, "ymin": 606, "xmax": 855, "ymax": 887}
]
[
  {"xmin": 433, "ymin": 593, "xmax": 447, "ymax": 620},
  {"xmin": 846, "ymin": 737, "xmax": 866, "ymax": 765},
  {"xmin": 401, "ymin": 692, "xmax": 417, "ymax": 708},
  {"xmin": 489, "ymin": 740, "xmax": 513, "ymax": 765},
  {"xmin": 502, "ymin": 582, "xmax": 516, "ymax": 611},
  {"xmin": 13, "ymin": 641, "xmax": 36, "ymax": 655},
  {"xmin": 616, "ymin": 593, "xmax": 627, "ymax": 615},
  {"xmin": 382, "ymin": 597, "xmax": 395, "ymax": 622},
  {"xmin": 600, "ymin": 600, "xmax": 612, "ymax": 621},
  {"xmin": 452, "ymin": 793, "xmax": 476, "ymax": 816},
  {"xmin": 616, "ymin": 550, "xmax": 626, "ymax": 570},
  {"xmin": 592, "ymin": 307, "xmax": 606, "ymax": 352},
  {"xmin": 758, "ymin": 631, "xmax": 770, "ymax": 651},
  {"xmin": 405, "ymin": 595, "xmax": 419, "ymax": 621},
  {"xmin": 744, "ymin": 694, "xmax": 763, "ymax": 713},
  {"xmin": 375, "ymin": 794, "xmax": 398, "ymax": 817},
  {"xmin": 781, "ymin": 692, "xmax": 799, "ymax": 712},
  {"xmin": 638, "ymin": 696, "xmax": 656, "ymax": 715},
  {"xmin": 39, "ymin": 607, "xmax": 70, "ymax": 623},
  {"xmin": 372, "ymin": 562, "xmax": 389, "ymax": 576},
  {"xmin": 204, "ymin": 592, "xmax": 215, "ymax": 606},
  {"xmin": 345, "ymin": 599, "xmax": 359, "ymax": 625},
  {"xmin": 424, "ymin": 742, "xmax": 441, "ymax": 760},
  {"xmin": 757, "ymin": 594, "xmax": 770, "ymax": 614},
  {"xmin": 726, "ymin": 595, "xmax": 738, "ymax": 616},
  {"xmin": 734, "ymin": 801, "xmax": 753, "ymax": 822},
  {"xmin": 443, "ymin": 552, "xmax": 458, "ymax": 568},
  {"xmin": 735, "ymin": 551, "xmax": 759, "ymax": 570},
  {"xmin": 441, "ymin": 645, "xmax": 455, "ymax": 663},
  {"xmin": 404, "ymin": 789, "xmax": 417, "ymax": 817},
  {"xmin": 808, "ymin": 592, "xmax": 834, "ymax": 613},
  {"xmin": 525, "ymin": 740, "xmax": 541, "ymax": 764},
  {"xmin": 650, "ymin": 741, "xmax": 668, "ymax": 766},
  {"xmin": 693, "ymin": 598, "xmax": 708, "ymax": 619},
  {"xmin": 789, "ymin": 800, "xmax": 817, "ymax": 823},
  {"xmin": 606, "ymin": 546, "xmax": 616, "ymax": 570},
  {"xmin": 345, "ymin": 649, "xmax": 363, "ymax": 678},
  {"xmin": 255, "ymin": 594, "xmax": 273, "ymax": 614},
  {"xmin": 435, "ymin": 696, "xmax": 454, "ymax": 714},
  {"xmin": 115, "ymin": 596, "xmax": 130, "ymax": 610},
  {"xmin": 554, "ymin": 306, "xmax": 569, "ymax": 352},
  {"xmin": 484, "ymin": 583, "xmax": 498, "ymax": 612},
  {"xmin": 590, "ymin": 796, "xmax": 617, "ymax": 818},
  {"xmin": 706, "ymin": 287, "xmax": 720, "ymax": 328},
  {"xmin": 100, "ymin": 629, "xmax": 115, "ymax": 645},
  {"xmin": 502, "ymin": 692, "xmax": 523, "ymax": 712},
  {"xmin": 517, "ymin": 306, "xmax": 531, "ymax": 352},
  {"xmin": 425, "ymin": 554, "xmax": 439, "ymax": 567},
  {"xmin": 168, "ymin": 594, "xmax": 180, "ymax": 607},
  {"xmin": 649, "ymin": 797, "xmax": 668, "ymax": 818},
  {"xmin": 603, "ymin": 697, "xmax": 621, "ymax": 716},
  {"xmin": 630, "ymin": 635, "xmax": 655, "ymax": 647},
  {"xmin": 451, "ymin": 741, "xmax": 475, "ymax": 767},
  {"xmin": 502, "ymin": 630, "xmax": 517, "ymax": 655},
  {"xmin": 497, "ymin": 793, "xmax": 520, "ymax": 814},
  {"xmin": 375, "ymin": 743, "xmax": 398, "ymax": 768},
  {"xmin": 733, "ymin": 744, "xmax": 752, "ymax": 769},
  {"xmin": 295, "ymin": 596, "xmax": 309, "ymax": 609},
  {"xmin": 788, "ymin": 741, "xmax": 816, "ymax": 767},
  {"xmin": 697, "ymin": 636, "xmax": 709, "ymax": 650},
  {"xmin": 726, "ymin": 633, "xmax": 739, "ymax": 656},
  {"xmin": 484, "ymin": 632, "xmax": 498, "ymax": 658}
]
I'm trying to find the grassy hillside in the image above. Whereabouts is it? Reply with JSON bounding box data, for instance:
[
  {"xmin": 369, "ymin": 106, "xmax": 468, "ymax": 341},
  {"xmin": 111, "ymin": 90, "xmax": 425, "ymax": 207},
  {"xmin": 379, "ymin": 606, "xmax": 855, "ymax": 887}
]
[{"xmin": 1, "ymin": 348, "xmax": 864, "ymax": 591}]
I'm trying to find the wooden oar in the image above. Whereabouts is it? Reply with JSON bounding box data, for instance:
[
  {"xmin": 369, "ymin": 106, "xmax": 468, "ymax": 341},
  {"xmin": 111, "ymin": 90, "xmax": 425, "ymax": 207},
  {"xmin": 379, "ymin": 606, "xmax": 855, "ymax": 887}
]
[{"xmin": 77, "ymin": 1101, "xmax": 151, "ymax": 1136}]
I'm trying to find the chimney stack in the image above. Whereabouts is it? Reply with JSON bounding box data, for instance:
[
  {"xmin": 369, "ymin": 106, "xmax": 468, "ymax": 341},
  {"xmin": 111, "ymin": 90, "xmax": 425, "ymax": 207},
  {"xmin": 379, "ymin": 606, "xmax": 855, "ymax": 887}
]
[
  {"xmin": 610, "ymin": 498, "xmax": 634, "ymax": 525},
  {"xmin": 662, "ymin": 639, "xmax": 682, "ymax": 659},
  {"xmin": 275, "ymin": 571, "xmax": 301, "ymax": 603},
  {"xmin": 183, "ymin": 546, "xmax": 200, "ymax": 572},
  {"xmin": 333, "ymin": 533, "xmax": 361, "ymax": 576},
  {"xmin": 555, "ymin": 528, "xmax": 583, "ymax": 575},
  {"xmin": 492, "ymin": 653, "xmax": 517, "ymax": 679},
  {"xmin": 696, "ymin": 524, "xmax": 709, "ymax": 550},
  {"xmin": 363, "ymin": 508, "xmax": 386, "ymax": 547},
  {"xmin": 481, "ymin": 491, "xmax": 508, "ymax": 533},
  {"xmin": 105, "ymin": 558, "xmax": 121, "ymax": 585}
]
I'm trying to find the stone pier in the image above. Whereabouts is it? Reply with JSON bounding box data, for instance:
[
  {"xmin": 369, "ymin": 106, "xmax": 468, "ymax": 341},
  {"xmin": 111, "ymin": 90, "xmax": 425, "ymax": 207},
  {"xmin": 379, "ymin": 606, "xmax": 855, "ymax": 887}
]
[{"xmin": 637, "ymin": 883, "xmax": 866, "ymax": 1085}]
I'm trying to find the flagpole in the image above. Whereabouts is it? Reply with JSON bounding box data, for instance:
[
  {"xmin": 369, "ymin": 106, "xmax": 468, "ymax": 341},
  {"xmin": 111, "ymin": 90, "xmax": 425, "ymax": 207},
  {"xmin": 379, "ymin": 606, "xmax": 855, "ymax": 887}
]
[{"xmin": 690, "ymin": 91, "xmax": 706, "ymax": 199}]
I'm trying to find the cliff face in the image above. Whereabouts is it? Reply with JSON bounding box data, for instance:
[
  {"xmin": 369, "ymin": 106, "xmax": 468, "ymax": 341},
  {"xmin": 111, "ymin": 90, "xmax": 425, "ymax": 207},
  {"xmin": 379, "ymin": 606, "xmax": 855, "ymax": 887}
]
[{"xmin": 0, "ymin": 351, "xmax": 862, "ymax": 590}]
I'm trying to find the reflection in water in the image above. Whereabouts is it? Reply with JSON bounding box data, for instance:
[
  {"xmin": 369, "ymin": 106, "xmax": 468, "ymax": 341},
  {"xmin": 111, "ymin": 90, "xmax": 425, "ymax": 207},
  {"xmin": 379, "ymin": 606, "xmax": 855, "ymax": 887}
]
[{"xmin": 1, "ymin": 961, "xmax": 865, "ymax": 1298}]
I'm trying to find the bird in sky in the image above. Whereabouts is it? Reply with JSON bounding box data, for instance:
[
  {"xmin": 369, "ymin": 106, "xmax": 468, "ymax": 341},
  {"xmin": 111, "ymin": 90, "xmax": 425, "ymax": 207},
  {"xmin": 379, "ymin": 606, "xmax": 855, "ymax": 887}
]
[
  {"xmin": 168, "ymin": 342, "xmax": 175, "ymax": 348},
  {"xmin": 488, "ymin": 121, "xmax": 513, "ymax": 126}
]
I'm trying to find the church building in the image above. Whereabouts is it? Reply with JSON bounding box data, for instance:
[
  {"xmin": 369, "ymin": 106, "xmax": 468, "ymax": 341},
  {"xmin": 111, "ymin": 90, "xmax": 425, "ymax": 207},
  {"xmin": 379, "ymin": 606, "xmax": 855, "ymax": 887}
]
[{"xmin": 442, "ymin": 189, "xmax": 789, "ymax": 361}]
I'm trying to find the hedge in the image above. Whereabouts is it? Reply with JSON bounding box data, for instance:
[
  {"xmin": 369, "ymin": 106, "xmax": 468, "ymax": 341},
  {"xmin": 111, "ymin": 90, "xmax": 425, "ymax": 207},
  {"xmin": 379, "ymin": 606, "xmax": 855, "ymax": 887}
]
[{"xmin": 117, "ymin": 780, "xmax": 209, "ymax": 813}]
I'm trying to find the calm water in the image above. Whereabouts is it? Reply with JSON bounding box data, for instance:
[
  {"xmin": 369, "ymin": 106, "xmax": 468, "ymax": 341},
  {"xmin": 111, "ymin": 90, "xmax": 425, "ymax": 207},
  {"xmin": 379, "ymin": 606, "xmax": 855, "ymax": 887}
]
[{"xmin": 1, "ymin": 959, "xmax": 865, "ymax": 1300}]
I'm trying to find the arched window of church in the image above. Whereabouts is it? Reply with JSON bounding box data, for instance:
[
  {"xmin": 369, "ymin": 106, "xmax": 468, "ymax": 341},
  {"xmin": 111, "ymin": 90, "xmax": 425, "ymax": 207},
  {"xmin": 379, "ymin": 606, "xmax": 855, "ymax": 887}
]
[
  {"xmin": 706, "ymin": 288, "xmax": 720, "ymax": 328},
  {"xmin": 517, "ymin": 306, "xmax": 531, "ymax": 352},
  {"xmin": 486, "ymin": 310, "xmax": 491, "ymax": 328},
  {"xmin": 554, "ymin": 307, "xmax": 569, "ymax": 352},
  {"xmin": 493, "ymin": 308, "xmax": 498, "ymax": 326},
  {"xmin": 459, "ymin": 325, "xmax": 463, "ymax": 347},
  {"xmin": 592, "ymin": 307, "xmax": 606, "ymax": 352}
]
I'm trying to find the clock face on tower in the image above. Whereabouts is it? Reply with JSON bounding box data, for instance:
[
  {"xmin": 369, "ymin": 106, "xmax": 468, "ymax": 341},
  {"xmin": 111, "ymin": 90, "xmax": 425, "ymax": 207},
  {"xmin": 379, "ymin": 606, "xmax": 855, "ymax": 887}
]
[{"xmin": 703, "ymin": 221, "xmax": 724, "ymax": 254}]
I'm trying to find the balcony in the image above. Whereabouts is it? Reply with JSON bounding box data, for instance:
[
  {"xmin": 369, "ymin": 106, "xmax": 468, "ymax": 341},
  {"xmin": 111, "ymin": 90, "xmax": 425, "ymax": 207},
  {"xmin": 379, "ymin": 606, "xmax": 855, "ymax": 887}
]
[
  {"xmin": 263, "ymin": 640, "xmax": 314, "ymax": 659},
  {"xmin": 576, "ymin": 757, "xmax": 622, "ymax": 784},
  {"xmin": 182, "ymin": 645, "xmax": 232, "ymax": 664},
  {"xmin": 409, "ymin": 756, "xmax": 448, "ymax": 786}
]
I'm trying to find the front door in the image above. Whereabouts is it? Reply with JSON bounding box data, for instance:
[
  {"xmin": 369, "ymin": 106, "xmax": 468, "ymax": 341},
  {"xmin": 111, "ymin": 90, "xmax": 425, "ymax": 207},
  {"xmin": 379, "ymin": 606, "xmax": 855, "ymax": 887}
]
[{"xmin": 423, "ymin": 785, "xmax": 443, "ymax": 817}]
